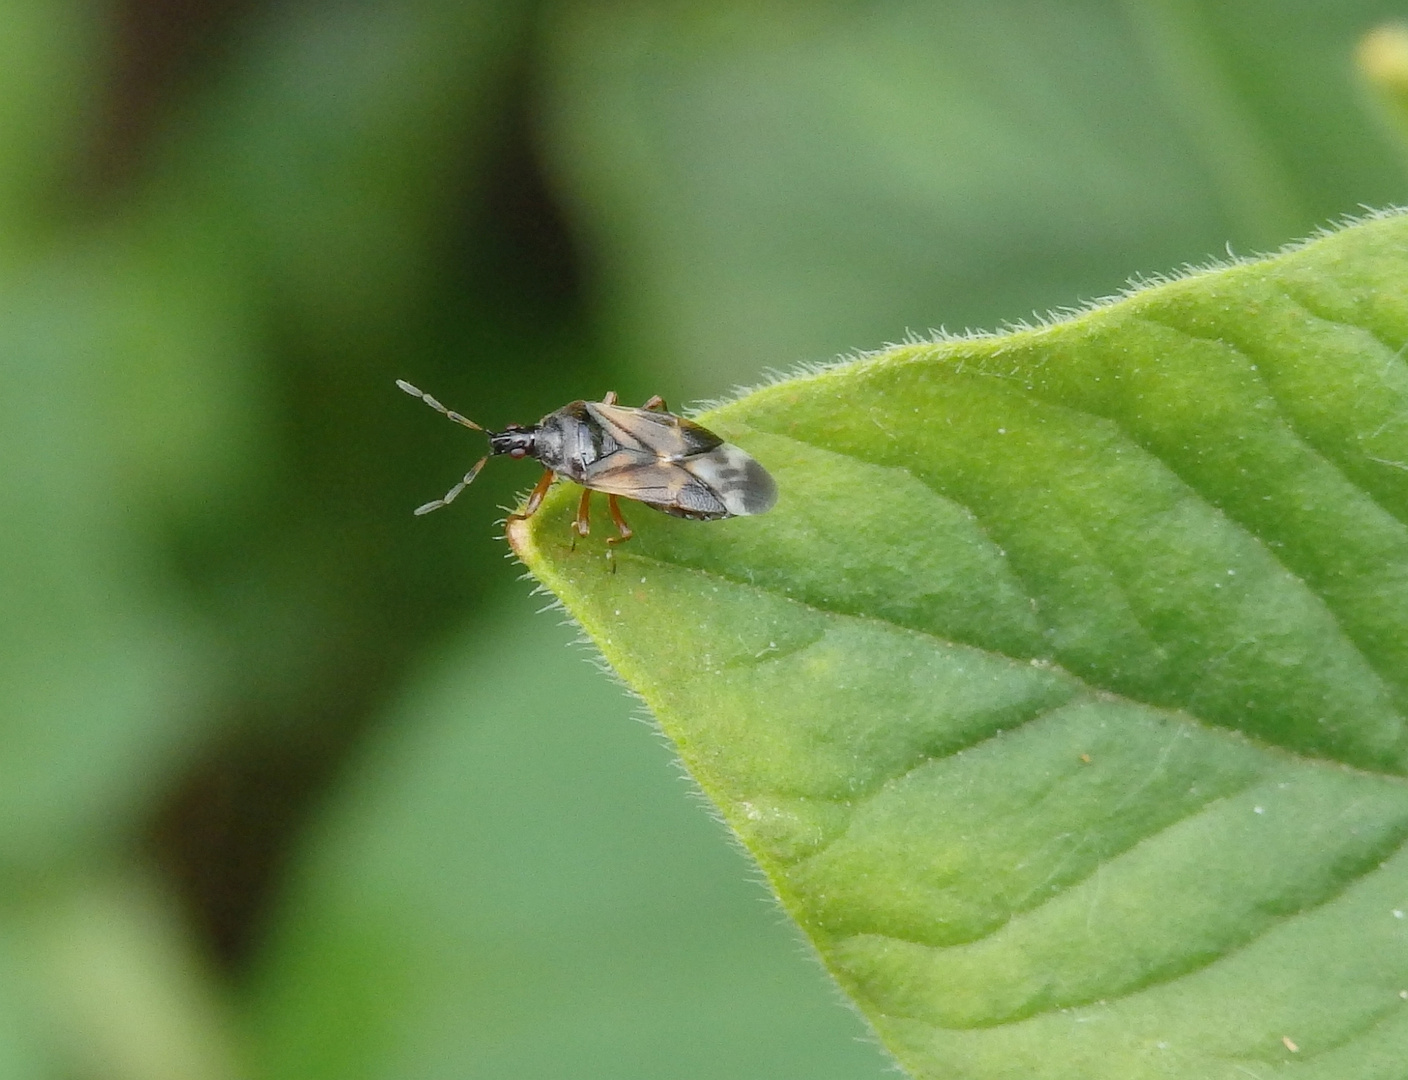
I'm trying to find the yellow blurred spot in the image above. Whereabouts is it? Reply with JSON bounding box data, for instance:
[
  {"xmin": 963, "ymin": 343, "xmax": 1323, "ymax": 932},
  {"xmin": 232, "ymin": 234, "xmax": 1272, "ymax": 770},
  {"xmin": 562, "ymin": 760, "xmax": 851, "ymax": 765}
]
[{"xmin": 1358, "ymin": 24, "xmax": 1408, "ymax": 89}]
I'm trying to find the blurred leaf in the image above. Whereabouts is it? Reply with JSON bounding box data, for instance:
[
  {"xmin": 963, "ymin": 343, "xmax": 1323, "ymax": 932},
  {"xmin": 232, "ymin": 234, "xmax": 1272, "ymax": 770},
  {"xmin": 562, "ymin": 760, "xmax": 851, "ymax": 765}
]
[
  {"xmin": 0, "ymin": 260, "xmax": 217, "ymax": 867},
  {"xmin": 185, "ymin": 0, "xmax": 533, "ymax": 345},
  {"xmin": 0, "ymin": 0, "xmax": 579, "ymax": 867},
  {"xmin": 125, "ymin": 0, "xmax": 605, "ymax": 722},
  {"xmin": 540, "ymin": 0, "xmax": 1406, "ymax": 396},
  {"xmin": 0, "ymin": 927, "xmax": 51, "ymax": 1080},
  {"xmin": 0, "ymin": 0, "xmax": 547, "ymax": 865},
  {"xmin": 515, "ymin": 213, "xmax": 1408, "ymax": 1077},
  {"xmin": 0, "ymin": 1, "xmax": 229, "ymax": 870},
  {"xmin": 0, "ymin": 0, "xmax": 99, "ymax": 250},
  {"xmin": 246, "ymin": 598, "xmax": 895, "ymax": 1080},
  {"xmin": 22, "ymin": 871, "xmax": 240, "ymax": 1080}
]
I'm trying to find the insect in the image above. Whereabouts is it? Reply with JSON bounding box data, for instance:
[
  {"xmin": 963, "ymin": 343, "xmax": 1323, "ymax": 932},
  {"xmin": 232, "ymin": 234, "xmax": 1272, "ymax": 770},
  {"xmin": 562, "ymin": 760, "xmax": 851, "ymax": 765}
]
[{"xmin": 396, "ymin": 380, "xmax": 777, "ymax": 565}]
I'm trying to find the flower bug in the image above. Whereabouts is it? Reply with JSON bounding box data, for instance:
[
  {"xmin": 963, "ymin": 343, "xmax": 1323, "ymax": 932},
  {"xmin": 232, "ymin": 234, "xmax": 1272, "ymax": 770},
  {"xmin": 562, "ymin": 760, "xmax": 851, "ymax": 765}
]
[{"xmin": 396, "ymin": 380, "xmax": 777, "ymax": 566}]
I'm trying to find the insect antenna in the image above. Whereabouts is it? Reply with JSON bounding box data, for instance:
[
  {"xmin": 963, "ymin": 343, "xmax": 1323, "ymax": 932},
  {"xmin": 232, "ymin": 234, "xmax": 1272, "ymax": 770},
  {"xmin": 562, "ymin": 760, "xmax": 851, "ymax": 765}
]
[
  {"xmin": 414, "ymin": 455, "xmax": 490, "ymax": 515},
  {"xmin": 396, "ymin": 379, "xmax": 483, "ymax": 430},
  {"xmin": 397, "ymin": 379, "xmax": 490, "ymax": 515}
]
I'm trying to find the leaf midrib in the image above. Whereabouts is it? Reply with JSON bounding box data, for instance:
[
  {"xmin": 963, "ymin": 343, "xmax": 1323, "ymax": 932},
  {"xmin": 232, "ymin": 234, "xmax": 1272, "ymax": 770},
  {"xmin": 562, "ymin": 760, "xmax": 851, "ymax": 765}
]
[
  {"xmin": 597, "ymin": 546, "xmax": 1408, "ymax": 1034},
  {"xmin": 719, "ymin": 361, "xmax": 1408, "ymax": 771},
  {"xmin": 611, "ymin": 544, "xmax": 1406, "ymax": 785},
  {"xmin": 827, "ymin": 822, "xmax": 1408, "ymax": 1033}
]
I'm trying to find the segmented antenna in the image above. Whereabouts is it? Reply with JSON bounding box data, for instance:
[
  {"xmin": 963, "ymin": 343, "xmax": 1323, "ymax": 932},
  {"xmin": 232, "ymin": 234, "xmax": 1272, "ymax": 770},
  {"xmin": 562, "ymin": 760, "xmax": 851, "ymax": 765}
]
[
  {"xmin": 397, "ymin": 379, "xmax": 489, "ymax": 514},
  {"xmin": 396, "ymin": 379, "xmax": 482, "ymax": 430},
  {"xmin": 414, "ymin": 455, "xmax": 489, "ymax": 515}
]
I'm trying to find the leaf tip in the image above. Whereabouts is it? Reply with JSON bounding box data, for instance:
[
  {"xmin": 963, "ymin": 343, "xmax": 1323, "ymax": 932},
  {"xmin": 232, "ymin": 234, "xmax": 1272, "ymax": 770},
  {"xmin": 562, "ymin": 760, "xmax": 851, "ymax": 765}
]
[{"xmin": 505, "ymin": 515, "xmax": 533, "ymax": 562}]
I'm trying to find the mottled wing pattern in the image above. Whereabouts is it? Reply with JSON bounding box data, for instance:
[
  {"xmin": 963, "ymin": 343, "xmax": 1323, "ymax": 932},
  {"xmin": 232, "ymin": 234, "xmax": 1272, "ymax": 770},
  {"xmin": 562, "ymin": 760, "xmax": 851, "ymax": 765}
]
[
  {"xmin": 681, "ymin": 443, "xmax": 778, "ymax": 516},
  {"xmin": 580, "ymin": 455, "xmax": 731, "ymax": 519},
  {"xmin": 580, "ymin": 402, "xmax": 777, "ymax": 519},
  {"xmin": 584, "ymin": 403, "xmax": 723, "ymax": 459}
]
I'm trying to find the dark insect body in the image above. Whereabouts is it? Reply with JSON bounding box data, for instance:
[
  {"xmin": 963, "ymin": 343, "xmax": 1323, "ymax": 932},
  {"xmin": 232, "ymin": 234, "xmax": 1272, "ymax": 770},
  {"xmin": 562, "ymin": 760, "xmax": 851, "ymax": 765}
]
[{"xmin": 397, "ymin": 380, "xmax": 777, "ymax": 565}]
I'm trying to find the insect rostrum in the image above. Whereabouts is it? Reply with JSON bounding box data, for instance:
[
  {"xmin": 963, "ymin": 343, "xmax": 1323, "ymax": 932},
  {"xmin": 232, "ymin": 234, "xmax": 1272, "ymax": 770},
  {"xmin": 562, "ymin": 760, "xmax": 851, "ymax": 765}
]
[{"xmin": 397, "ymin": 381, "xmax": 777, "ymax": 563}]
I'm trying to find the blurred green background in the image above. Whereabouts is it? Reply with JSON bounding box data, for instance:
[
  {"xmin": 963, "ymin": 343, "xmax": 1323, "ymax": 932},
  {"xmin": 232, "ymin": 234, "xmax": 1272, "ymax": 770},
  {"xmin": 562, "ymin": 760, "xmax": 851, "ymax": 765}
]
[{"xmin": 1, "ymin": 1, "xmax": 1405, "ymax": 1077}]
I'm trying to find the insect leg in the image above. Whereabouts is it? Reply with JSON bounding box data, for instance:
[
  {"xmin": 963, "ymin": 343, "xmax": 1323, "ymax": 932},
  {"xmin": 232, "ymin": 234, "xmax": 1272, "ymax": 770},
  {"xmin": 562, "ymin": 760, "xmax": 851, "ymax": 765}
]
[
  {"xmin": 413, "ymin": 455, "xmax": 489, "ymax": 515},
  {"xmin": 641, "ymin": 395, "xmax": 668, "ymax": 412},
  {"xmin": 601, "ymin": 390, "xmax": 618, "ymax": 405},
  {"xmin": 604, "ymin": 494, "xmax": 634, "ymax": 572},
  {"xmin": 570, "ymin": 487, "xmax": 592, "ymax": 550},
  {"xmin": 507, "ymin": 468, "xmax": 557, "ymax": 524},
  {"xmin": 396, "ymin": 379, "xmax": 482, "ymax": 430}
]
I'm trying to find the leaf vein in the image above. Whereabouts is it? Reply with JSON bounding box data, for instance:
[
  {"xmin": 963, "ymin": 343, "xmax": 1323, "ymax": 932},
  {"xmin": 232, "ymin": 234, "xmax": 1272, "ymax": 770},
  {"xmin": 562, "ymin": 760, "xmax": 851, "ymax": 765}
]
[
  {"xmin": 618, "ymin": 545, "xmax": 1408, "ymax": 788},
  {"xmin": 1130, "ymin": 308, "xmax": 1408, "ymax": 718},
  {"xmin": 837, "ymin": 825, "xmax": 1408, "ymax": 1032},
  {"xmin": 722, "ymin": 426, "xmax": 1408, "ymax": 776}
]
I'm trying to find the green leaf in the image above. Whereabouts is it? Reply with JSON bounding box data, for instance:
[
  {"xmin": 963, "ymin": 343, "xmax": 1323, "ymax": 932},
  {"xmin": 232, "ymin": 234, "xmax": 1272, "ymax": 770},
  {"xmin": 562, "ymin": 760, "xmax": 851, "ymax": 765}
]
[
  {"xmin": 246, "ymin": 599, "xmax": 892, "ymax": 1080},
  {"xmin": 513, "ymin": 211, "xmax": 1408, "ymax": 1079}
]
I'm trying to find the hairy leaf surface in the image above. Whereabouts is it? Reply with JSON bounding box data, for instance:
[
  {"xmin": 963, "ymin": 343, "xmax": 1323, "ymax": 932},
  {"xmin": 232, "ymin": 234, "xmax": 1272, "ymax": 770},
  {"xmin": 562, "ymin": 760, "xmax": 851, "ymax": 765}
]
[{"xmin": 514, "ymin": 212, "xmax": 1408, "ymax": 1078}]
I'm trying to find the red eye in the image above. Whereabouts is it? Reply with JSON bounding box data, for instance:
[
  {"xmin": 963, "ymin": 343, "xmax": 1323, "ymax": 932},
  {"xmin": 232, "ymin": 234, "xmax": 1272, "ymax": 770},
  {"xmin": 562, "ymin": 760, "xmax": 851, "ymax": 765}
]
[{"xmin": 510, "ymin": 448, "xmax": 526, "ymax": 459}]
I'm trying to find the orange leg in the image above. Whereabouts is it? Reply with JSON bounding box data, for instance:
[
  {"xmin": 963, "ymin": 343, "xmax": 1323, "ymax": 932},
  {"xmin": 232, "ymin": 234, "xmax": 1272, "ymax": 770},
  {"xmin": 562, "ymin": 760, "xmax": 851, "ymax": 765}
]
[
  {"xmin": 602, "ymin": 390, "xmax": 618, "ymax": 405},
  {"xmin": 570, "ymin": 487, "xmax": 592, "ymax": 549},
  {"xmin": 604, "ymin": 494, "xmax": 634, "ymax": 572},
  {"xmin": 642, "ymin": 395, "xmax": 667, "ymax": 411},
  {"xmin": 508, "ymin": 469, "xmax": 556, "ymax": 524}
]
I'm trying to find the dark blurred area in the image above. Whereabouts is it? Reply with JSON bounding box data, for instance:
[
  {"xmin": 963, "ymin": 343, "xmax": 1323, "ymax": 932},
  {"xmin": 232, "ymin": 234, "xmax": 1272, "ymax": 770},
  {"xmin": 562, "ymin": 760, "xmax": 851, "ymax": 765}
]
[
  {"xmin": 0, "ymin": 1, "xmax": 1404, "ymax": 1077},
  {"xmin": 135, "ymin": 6, "xmax": 594, "ymax": 971}
]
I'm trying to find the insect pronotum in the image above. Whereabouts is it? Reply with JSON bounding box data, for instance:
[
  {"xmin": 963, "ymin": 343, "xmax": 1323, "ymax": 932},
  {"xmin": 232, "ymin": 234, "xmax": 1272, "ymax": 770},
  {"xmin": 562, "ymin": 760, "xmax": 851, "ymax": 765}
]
[{"xmin": 397, "ymin": 380, "xmax": 777, "ymax": 566}]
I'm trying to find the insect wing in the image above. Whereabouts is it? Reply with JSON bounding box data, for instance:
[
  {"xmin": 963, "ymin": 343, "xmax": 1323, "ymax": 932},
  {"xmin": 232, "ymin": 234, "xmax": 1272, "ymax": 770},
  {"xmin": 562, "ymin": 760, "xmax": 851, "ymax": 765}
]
[
  {"xmin": 584, "ymin": 402, "xmax": 723, "ymax": 459},
  {"xmin": 581, "ymin": 454, "xmax": 730, "ymax": 519},
  {"xmin": 681, "ymin": 443, "xmax": 778, "ymax": 516},
  {"xmin": 582, "ymin": 402, "xmax": 776, "ymax": 517}
]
